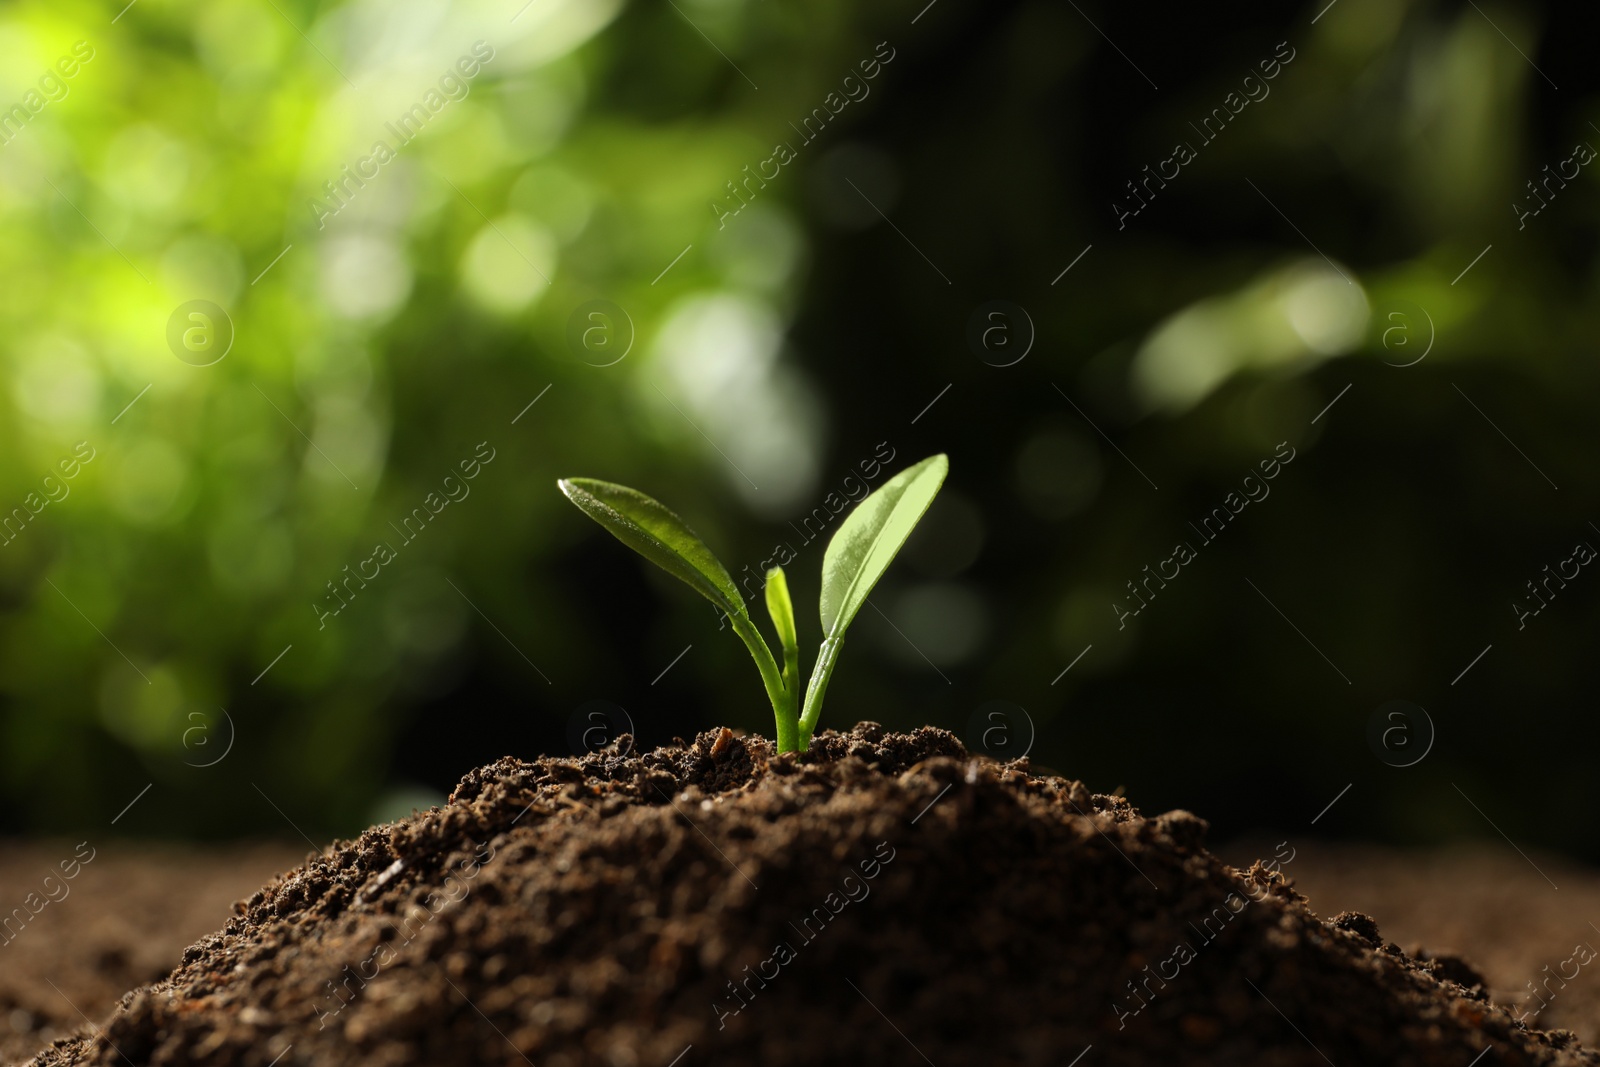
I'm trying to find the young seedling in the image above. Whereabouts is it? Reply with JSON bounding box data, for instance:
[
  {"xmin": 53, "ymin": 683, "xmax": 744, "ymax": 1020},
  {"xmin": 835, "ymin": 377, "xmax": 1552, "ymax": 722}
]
[{"xmin": 558, "ymin": 454, "xmax": 948, "ymax": 753}]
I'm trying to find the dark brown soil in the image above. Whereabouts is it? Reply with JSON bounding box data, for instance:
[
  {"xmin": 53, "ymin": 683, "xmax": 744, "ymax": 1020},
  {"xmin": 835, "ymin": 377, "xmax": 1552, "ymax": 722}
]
[
  {"xmin": 0, "ymin": 841, "xmax": 302, "ymax": 1065},
  {"xmin": 1226, "ymin": 841, "xmax": 1600, "ymax": 1048},
  {"xmin": 17, "ymin": 725, "xmax": 1600, "ymax": 1067}
]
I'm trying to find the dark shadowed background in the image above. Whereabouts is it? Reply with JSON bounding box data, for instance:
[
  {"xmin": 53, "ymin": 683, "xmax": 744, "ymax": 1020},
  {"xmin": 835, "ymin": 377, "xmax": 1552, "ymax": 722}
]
[{"xmin": 1, "ymin": 0, "xmax": 1595, "ymax": 863}]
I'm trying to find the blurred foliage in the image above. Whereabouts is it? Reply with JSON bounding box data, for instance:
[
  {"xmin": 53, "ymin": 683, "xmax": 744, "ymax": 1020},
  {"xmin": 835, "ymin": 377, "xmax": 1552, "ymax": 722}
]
[{"xmin": 2, "ymin": 0, "xmax": 1597, "ymax": 858}]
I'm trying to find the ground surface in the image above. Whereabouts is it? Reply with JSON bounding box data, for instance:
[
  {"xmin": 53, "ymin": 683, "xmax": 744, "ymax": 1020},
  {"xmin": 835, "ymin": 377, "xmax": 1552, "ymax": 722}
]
[
  {"xmin": 1, "ymin": 727, "xmax": 1596, "ymax": 1065},
  {"xmin": 1225, "ymin": 841, "xmax": 1600, "ymax": 1047},
  {"xmin": 1, "ymin": 840, "xmax": 302, "ymax": 1065}
]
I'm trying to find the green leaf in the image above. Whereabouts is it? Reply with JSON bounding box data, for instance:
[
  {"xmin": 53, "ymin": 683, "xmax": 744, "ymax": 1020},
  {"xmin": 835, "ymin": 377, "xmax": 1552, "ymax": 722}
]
[
  {"xmin": 764, "ymin": 566, "xmax": 798, "ymax": 656},
  {"xmin": 818, "ymin": 454, "xmax": 948, "ymax": 638},
  {"xmin": 765, "ymin": 566, "xmax": 801, "ymax": 752},
  {"xmin": 557, "ymin": 478, "xmax": 746, "ymax": 621},
  {"xmin": 799, "ymin": 454, "xmax": 948, "ymax": 749}
]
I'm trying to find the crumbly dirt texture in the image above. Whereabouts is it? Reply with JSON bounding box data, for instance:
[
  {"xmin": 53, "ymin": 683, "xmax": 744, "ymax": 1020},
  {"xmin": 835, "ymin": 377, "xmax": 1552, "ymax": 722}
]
[
  {"xmin": 16, "ymin": 725, "xmax": 1600, "ymax": 1067},
  {"xmin": 1225, "ymin": 841, "xmax": 1600, "ymax": 1048}
]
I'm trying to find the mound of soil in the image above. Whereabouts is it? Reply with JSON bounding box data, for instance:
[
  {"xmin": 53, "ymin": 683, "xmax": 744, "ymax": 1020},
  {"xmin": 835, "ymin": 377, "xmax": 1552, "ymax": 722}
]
[
  {"xmin": 1263, "ymin": 842, "xmax": 1600, "ymax": 1046},
  {"xmin": 21, "ymin": 725, "xmax": 1598, "ymax": 1067}
]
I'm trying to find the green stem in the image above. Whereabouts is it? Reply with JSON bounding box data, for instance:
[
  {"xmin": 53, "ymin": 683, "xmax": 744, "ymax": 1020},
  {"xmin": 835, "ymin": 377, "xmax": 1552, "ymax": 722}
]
[
  {"xmin": 779, "ymin": 634, "xmax": 800, "ymax": 751},
  {"xmin": 797, "ymin": 636, "xmax": 843, "ymax": 750},
  {"xmin": 730, "ymin": 613, "xmax": 794, "ymax": 750}
]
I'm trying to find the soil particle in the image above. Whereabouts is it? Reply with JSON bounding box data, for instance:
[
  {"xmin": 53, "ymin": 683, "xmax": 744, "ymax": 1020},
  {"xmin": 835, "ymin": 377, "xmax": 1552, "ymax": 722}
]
[{"xmin": 16, "ymin": 725, "xmax": 1600, "ymax": 1067}]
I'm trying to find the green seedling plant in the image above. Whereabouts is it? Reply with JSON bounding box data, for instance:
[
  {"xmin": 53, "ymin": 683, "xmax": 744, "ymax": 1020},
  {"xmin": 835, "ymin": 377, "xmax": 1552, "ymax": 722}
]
[{"xmin": 558, "ymin": 454, "xmax": 948, "ymax": 753}]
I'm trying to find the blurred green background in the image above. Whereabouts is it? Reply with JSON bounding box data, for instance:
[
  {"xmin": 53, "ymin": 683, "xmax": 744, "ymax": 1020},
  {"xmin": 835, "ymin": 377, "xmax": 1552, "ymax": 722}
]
[{"xmin": 2, "ymin": 0, "xmax": 1596, "ymax": 857}]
